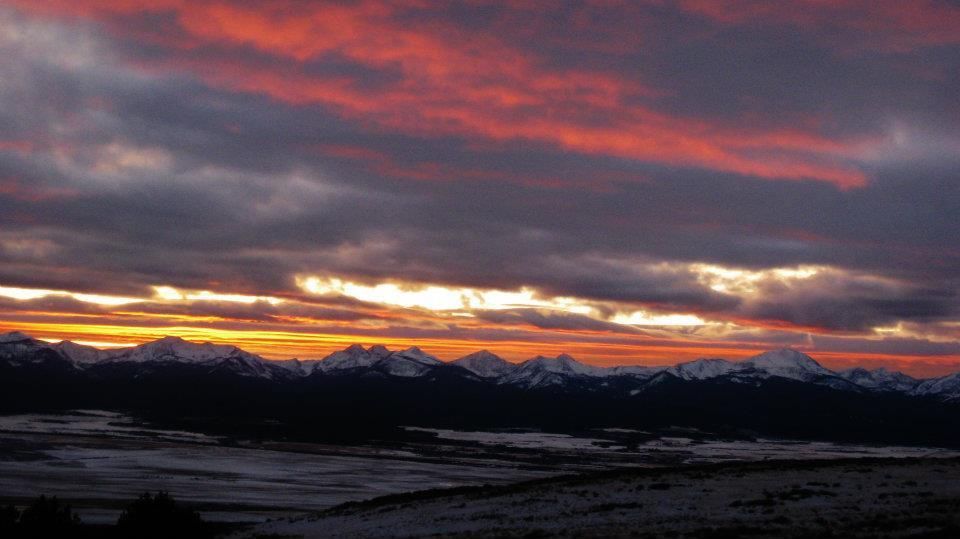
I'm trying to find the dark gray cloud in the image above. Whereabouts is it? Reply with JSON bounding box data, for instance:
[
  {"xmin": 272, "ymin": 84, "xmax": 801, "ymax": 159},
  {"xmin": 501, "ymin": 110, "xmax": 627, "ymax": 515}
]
[
  {"xmin": 472, "ymin": 309, "xmax": 648, "ymax": 335},
  {"xmin": 812, "ymin": 334, "xmax": 960, "ymax": 358},
  {"xmin": 0, "ymin": 2, "xmax": 959, "ymax": 364},
  {"xmin": 735, "ymin": 271, "xmax": 957, "ymax": 331}
]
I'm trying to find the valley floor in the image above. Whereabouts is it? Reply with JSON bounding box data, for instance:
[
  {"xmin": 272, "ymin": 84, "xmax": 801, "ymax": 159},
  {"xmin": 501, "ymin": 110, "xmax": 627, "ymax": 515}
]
[
  {"xmin": 2, "ymin": 410, "xmax": 959, "ymax": 535},
  {"xmin": 240, "ymin": 457, "xmax": 960, "ymax": 538}
]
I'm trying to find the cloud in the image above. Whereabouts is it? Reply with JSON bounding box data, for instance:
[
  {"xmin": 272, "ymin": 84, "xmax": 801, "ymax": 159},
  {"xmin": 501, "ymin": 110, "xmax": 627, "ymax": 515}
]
[
  {"xmin": 735, "ymin": 270, "xmax": 957, "ymax": 331},
  {"xmin": 677, "ymin": 0, "xmax": 960, "ymax": 53},
  {"xmin": 472, "ymin": 308, "xmax": 647, "ymax": 335},
  {"xmin": 0, "ymin": 2, "xmax": 958, "ymax": 372},
  {"xmin": 6, "ymin": 1, "xmax": 875, "ymax": 187}
]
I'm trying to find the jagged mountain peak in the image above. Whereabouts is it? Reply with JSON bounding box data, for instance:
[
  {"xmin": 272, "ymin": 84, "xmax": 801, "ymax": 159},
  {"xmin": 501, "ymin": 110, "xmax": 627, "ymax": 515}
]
[
  {"xmin": 337, "ymin": 343, "xmax": 391, "ymax": 356},
  {"xmin": 911, "ymin": 372, "xmax": 960, "ymax": 401},
  {"xmin": 119, "ymin": 336, "xmax": 244, "ymax": 360},
  {"xmin": 271, "ymin": 358, "xmax": 307, "ymax": 376},
  {"xmin": 0, "ymin": 331, "xmax": 65, "ymax": 364},
  {"xmin": 317, "ymin": 344, "xmax": 389, "ymax": 372},
  {"xmin": 744, "ymin": 348, "xmax": 832, "ymax": 380},
  {"xmin": 608, "ymin": 364, "xmax": 662, "ymax": 377},
  {"xmin": 0, "ymin": 332, "xmax": 286, "ymax": 378},
  {"xmin": 391, "ymin": 346, "xmax": 442, "ymax": 365},
  {"xmin": 315, "ymin": 343, "xmax": 440, "ymax": 377},
  {"xmin": 839, "ymin": 366, "xmax": 918, "ymax": 392},
  {"xmin": 369, "ymin": 344, "xmax": 391, "ymax": 356},
  {"xmin": 551, "ymin": 354, "xmax": 600, "ymax": 375},
  {"xmin": 498, "ymin": 353, "xmax": 606, "ymax": 388},
  {"xmin": 0, "ymin": 331, "xmax": 36, "ymax": 343},
  {"xmin": 452, "ymin": 350, "xmax": 515, "ymax": 378},
  {"xmin": 526, "ymin": 353, "xmax": 584, "ymax": 366},
  {"xmin": 53, "ymin": 340, "xmax": 107, "ymax": 364},
  {"xmin": 747, "ymin": 348, "xmax": 824, "ymax": 369},
  {"xmin": 89, "ymin": 336, "xmax": 268, "ymax": 371},
  {"xmin": 372, "ymin": 347, "xmax": 441, "ymax": 377},
  {"xmin": 841, "ymin": 366, "xmax": 909, "ymax": 378},
  {"xmin": 457, "ymin": 350, "xmax": 504, "ymax": 361},
  {"xmin": 3, "ymin": 330, "xmax": 960, "ymax": 401},
  {"xmin": 667, "ymin": 358, "xmax": 736, "ymax": 380}
]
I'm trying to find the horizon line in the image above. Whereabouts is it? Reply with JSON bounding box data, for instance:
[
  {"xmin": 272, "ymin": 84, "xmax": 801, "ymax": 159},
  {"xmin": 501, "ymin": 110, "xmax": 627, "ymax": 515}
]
[{"xmin": 2, "ymin": 330, "xmax": 940, "ymax": 379}]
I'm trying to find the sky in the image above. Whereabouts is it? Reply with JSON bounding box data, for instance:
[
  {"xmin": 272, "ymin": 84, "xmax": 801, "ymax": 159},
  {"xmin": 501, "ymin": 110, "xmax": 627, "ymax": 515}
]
[{"xmin": 1, "ymin": 1, "xmax": 959, "ymax": 375}]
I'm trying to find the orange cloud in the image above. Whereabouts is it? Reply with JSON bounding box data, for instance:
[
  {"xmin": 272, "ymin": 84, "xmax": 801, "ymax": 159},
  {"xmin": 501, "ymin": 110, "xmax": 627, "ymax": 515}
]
[
  {"xmin": 2, "ymin": 279, "xmax": 959, "ymax": 376},
  {"xmin": 10, "ymin": 0, "xmax": 870, "ymax": 187}
]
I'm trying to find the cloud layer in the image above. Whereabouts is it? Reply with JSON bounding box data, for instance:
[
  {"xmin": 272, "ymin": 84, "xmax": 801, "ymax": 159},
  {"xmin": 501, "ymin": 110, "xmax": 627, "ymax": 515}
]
[{"xmin": 0, "ymin": 2, "xmax": 958, "ymax": 373}]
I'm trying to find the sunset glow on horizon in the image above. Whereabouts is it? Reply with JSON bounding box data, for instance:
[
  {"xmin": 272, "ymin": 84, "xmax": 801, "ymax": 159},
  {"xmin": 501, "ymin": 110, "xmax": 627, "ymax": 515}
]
[{"xmin": 1, "ymin": 1, "xmax": 958, "ymax": 376}]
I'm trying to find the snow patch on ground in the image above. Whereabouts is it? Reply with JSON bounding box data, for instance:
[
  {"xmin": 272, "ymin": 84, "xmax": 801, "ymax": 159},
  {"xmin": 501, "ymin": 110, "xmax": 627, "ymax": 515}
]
[
  {"xmin": 0, "ymin": 410, "xmax": 219, "ymax": 444},
  {"xmin": 405, "ymin": 427, "xmax": 622, "ymax": 451}
]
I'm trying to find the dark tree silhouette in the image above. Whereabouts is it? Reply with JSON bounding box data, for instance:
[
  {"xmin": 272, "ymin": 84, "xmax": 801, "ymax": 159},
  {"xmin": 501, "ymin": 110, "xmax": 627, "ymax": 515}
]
[
  {"xmin": 117, "ymin": 491, "xmax": 208, "ymax": 538},
  {"xmin": 0, "ymin": 504, "xmax": 20, "ymax": 534},
  {"xmin": 16, "ymin": 495, "xmax": 81, "ymax": 537}
]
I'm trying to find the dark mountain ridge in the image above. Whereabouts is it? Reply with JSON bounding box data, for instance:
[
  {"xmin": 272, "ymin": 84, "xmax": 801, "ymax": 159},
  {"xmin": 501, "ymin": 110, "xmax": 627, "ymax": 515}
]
[{"xmin": 1, "ymin": 332, "xmax": 957, "ymax": 447}]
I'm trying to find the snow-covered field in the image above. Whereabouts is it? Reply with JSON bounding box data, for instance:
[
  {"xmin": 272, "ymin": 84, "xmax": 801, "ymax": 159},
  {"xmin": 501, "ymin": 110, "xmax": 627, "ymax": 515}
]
[
  {"xmin": 1, "ymin": 411, "xmax": 957, "ymax": 527},
  {"xmin": 242, "ymin": 457, "xmax": 960, "ymax": 538},
  {"xmin": 0, "ymin": 411, "xmax": 554, "ymax": 524},
  {"xmin": 405, "ymin": 427, "xmax": 617, "ymax": 451},
  {"xmin": 0, "ymin": 410, "xmax": 219, "ymax": 444}
]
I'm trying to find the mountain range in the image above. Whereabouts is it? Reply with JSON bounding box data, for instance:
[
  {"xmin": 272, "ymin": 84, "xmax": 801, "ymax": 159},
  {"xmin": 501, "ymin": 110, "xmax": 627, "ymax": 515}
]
[
  {"xmin": 1, "ymin": 330, "xmax": 958, "ymax": 402},
  {"xmin": 3, "ymin": 330, "xmax": 960, "ymax": 448}
]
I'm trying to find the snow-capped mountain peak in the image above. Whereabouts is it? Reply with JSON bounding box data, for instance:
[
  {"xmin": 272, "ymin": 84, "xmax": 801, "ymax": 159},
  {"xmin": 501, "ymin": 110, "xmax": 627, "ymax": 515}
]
[
  {"xmin": 101, "ymin": 336, "xmax": 253, "ymax": 364},
  {"xmin": 839, "ymin": 367, "xmax": 919, "ymax": 392},
  {"xmin": 559, "ymin": 354, "xmax": 608, "ymax": 376},
  {"xmin": 369, "ymin": 344, "xmax": 390, "ymax": 357},
  {"xmin": 0, "ymin": 333, "xmax": 285, "ymax": 378},
  {"xmin": 911, "ymin": 372, "xmax": 960, "ymax": 402},
  {"xmin": 391, "ymin": 346, "xmax": 442, "ymax": 365},
  {"xmin": 660, "ymin": 350, "xmax": 846, "ymax": 387},
  {"xmin": 373, "ymin": 346, "xmax": 442, "ymax": 377},
  {"xmin": 743, "ymin": 349, "xmax": 833, "ymax": 381},
  {"xmin": 272, "ymin": 358, "xmax": 306, "ymax": 376},
  {"xmin": 0, "ymin": 331, "xmax": 35, "ymax": 343},
  {"xmin": 317, "ymin": 344, "xmax": 391, "ymax": 372},
  {"xmin": 607, "ymin": 364, "xmax": 662, "ymax": 377},
  {"xmin": 526, "ymin": 354, "xmax": 597, "ymax": 375},
  {"xmin": 666, "ymin": 358, "xmax": 737, "ymax": 380},
  {"xmin": 3, "ymin": 330, "xmax": 960, "ymax": 402},
  {"xmin": 0, "ymin": 331, "xmax": 64, "ymax": 365},
  {"xmin": 53, "ymin": 341, "xmax": 107, "ymax": 365},
  {"xmin": 498, "ymin": 353, "xmax": 607, "ymax": 388},
  {"xmin": 452, "ymin": 350, "xmax": 516, "ymax": 378},
  {"xmin": 317, "ymin": 344, "xmax": 441, "ymax": 377}
]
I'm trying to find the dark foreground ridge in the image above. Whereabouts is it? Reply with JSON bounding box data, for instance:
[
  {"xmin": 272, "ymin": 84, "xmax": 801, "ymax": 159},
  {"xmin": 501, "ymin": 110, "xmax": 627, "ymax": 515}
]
[
  {"xmin": 240, "ymin": 457, "xmax": 960, "ymax": 538},
  {"xmin": 0, "ymin": 491, "xmax": 230, "ymax": 539},
  {"xmin": 1, "ymin": 331, "xmax": 958, "ymax": 447}
]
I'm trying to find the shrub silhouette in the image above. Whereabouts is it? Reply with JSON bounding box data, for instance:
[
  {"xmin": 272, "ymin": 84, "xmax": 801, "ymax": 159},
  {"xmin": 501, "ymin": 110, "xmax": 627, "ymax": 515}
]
[
  {"xmin": 16, "ymin": 495, "xmax": 81, "ymax": 537},
  {"xmin": 117, "ymin": 491, "xmax": 208, "ymax": 538}
]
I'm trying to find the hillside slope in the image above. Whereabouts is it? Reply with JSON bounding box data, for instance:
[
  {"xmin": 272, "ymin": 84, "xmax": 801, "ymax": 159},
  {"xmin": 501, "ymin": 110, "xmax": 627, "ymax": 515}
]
[{"xmin": 240, "ymin": 457, "xmax": 960, "ymax": 538}]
